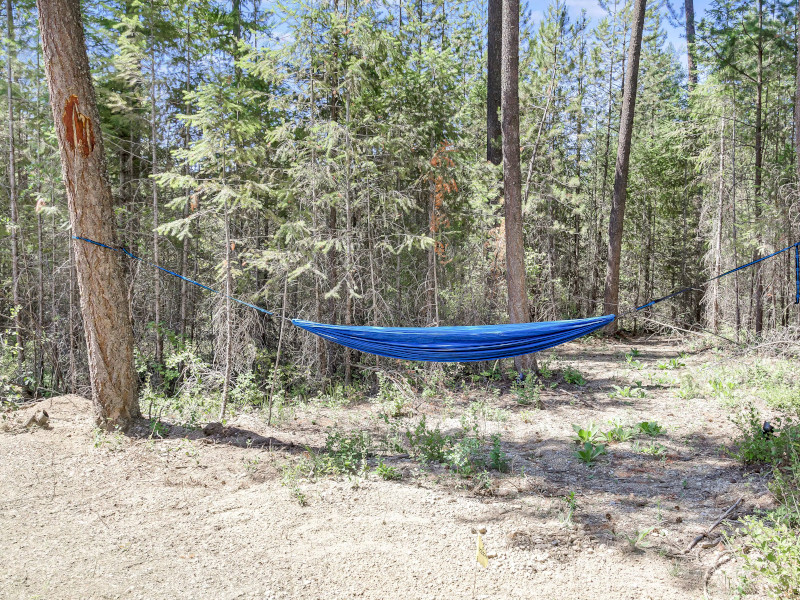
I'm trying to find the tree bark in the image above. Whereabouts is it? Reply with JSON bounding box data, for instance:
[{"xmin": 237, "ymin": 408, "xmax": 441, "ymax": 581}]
[
  {"xmin": 753, "ymin": 0, "xmax": 764, "ymax": 335},
  {"xmin": 487, "ymin": 0, "xmax": 502, "ymax": 164},
  {"xmin": 38, "ymin": 0, "xmax": 139, "ymax": 428},
  {"xmin": 501, "ymin": 0, "xmax": 535, "ymax": 373},
  {"xmin": 603, "ymin": 0, "xmax": 647, "ymax": 332},
  {"xmin": 796, "ymin": 0, "xmax": 800, "ymax": 186},
  {"xmin": 150, "ymin": 0, "xmax": 162, "ymax": 370},
  {"xmin": 7, "ymin": 0, "xmax": 23, "ymax": 375}
]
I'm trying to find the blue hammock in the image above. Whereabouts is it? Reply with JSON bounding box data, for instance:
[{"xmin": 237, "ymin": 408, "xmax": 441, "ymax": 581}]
[
  {"xmin": 292, "ymin": 315, "xmax": 615, "ymax": 362},
  {"xmin": 73, "ymin": 236, "xmax": 799, "ymax": 363}
]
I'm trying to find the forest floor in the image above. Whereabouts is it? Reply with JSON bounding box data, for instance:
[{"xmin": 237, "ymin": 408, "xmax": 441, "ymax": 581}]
[{"xmin": 0, "ymin": 335, "xmax": 789, "ymax": 600}]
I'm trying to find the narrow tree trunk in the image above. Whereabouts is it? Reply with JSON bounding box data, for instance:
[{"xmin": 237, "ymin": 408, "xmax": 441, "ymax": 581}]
[
  {"xmin": 487, "ymin": 0, "xmax": 502, "ymax": 164},
  {"xmin": 7, "ymin": 0, "xmax": 23, "ymax": 375},
  {"xmin": 796, "ymin": 0, "xmax": 800, "ymax": 186},
  {"xmin": 38, "ymin": 0, "xmax": 139, "ymax": 428},
  {"xmin": 684, "ymin": 0, "xmax": 697, "ymax": 90},
  {"xmin": 753, "ymin": 0, "xmax": 764, "ymax": 335},
  {"xmin": 603, "ymin": 0, "xmax": 647, "ymax": 332},
  {"xmin": 502, "ymin": 0, "xmax": 535, "ymax": 373},
  {"xmin": 712, "ymin": 119, "xmax": 725, "ymax": 332},
  {"xmin": 179, "ymin": 12, "xmax": 191, "ymax": 339},
  {"xmin": 219, "ymin": 192, "xmax": 233, "ymax": 420},
  {"xmin": 150, "ymin": 3, "xmax": 162, "ymax": 370}
]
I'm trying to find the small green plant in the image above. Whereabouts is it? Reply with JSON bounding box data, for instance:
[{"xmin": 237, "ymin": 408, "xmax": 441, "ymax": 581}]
[
  {"xmin": 561, "ymin": 491, "xmax": 578, "ymax": 525},
  {"xmin": 375, "ymin": 459, "xmax": 402, "ymax": 481},
  {"xmin": 610, "ymin": 384, "xmax": 646, "ymax": 399},
  {"xmin": 709, "ymin": 377, "xmax": 736, "ymax": 400},
  {"xmin": 625, "ymin": 527, "xmax": 654, "ymax": 550},
  {"xmin": 149, "ymin": 420, "xmax": 170, "ymax": 438},
  {"xmin": 731, "ymin": 403, "xmax": 799, "ymax": 465},
  {"xmin": 512, "ymin": 376, "xmax": 543, "ymax": 407},
  {"xmin": 633, "ymin": 441, "xmax": 666, "ymax": 456},
  {"xmin": 243, "ymin": 456, "xmax": 260, "ymax": 475},
  {"xmin": 574, "ymin": 441, "xmax": 607, "ymax": 466},
  {"xmin": 562, "ymin": 366, "xmax": 587, "ymax": 386},
  {"xmin": 488, "ymin": 434, "xmax": 510, "ymax": 473},
  {"xmin": 572, "ymin": 423, "xmax": 601, "ymax": 443},
  {"xmin": 520, "ymin": 410, "xmax": 537, "ymax": 424},
  {"xmin": 625, "ymin": 351, "xmax": 644, "ymax": 370},
  {"xmin": 657, "ymin": 357, "xmax": 685, "ymax": 370},
  {"xmin": 325, "ymin": 429, "xmax": 372, "ymax": 473},
  {"xmin": 445, "ymin": 436, "xmax": 482, "ymax": 476},
  {"xmin": 603, "ymin": 422, "xmax": 635, "ymax": 443},
  {"xmin": 637, "ymin": 421, "xmax": 665, "ymax": 436},
  {"xmin": 406, "ymin": 416, "xmax": 450, "ymax": 463}
]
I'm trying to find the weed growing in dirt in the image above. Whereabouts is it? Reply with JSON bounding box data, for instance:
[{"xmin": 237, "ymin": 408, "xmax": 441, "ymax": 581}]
[
  {"xmin": 731, "ymin": 403, "xmax": 799, "ymax": 464},
  {"xmin": 561, "ymin": 491, "xmax": 577, "ymax": 525},
  {"xmin": 574, "ymin": 441, "xmax": 606, "ymax": 466},
  {"xmin": 242, "ymin": 456, "xmax": 260, "ymax": 475},
  {"xmin": 280, "ymin": 462, "xmax": 308, "ymax": 506},
  {"xmin": 520, "ymin": 410, "xmax": 537, "ymax": 424},
  {"xmin": 624, "ymin": 350, "xmax": 644, "ymax": 370},
  {"xmin": 375, "ymin": 459, "xmax": 402, "ymax": 481},
  {"xmin": 406, "ymin": 416, "xmax": 449, "ymax": 463},
  {"xmin": 633, "ymin": 441, "xmax": 666, "ymax": 457},
  {"xmin": 325, "ymin": 429, "xmax": 372, "ymax": 473},
  {"xmin": 624, "ymin": 527, "xmax": 654, "ymax": 551},
  {"xmin": 489, "ymin": 434, "xmax": 510, "ymax": 473},
  {"xmin": 512, "ymin": 376, "xmax": 543, "ymax": 407},
  {"xmin": 562, "ymin": 366, "xmax": 587, "ymax": 386},
  {"xmin": 657, "ymin": 358, "xmax": 685, "ymax": 370},
  {"xmin": 610, "ymin": 384, "xmax": 646, "ymax": 399},
  {"xmin": 637, "ymin": 421, "xmax": 665, "ymax": 436},
  {"xmin": 603, "ymin": 422, "xmax": 635, "ymax": 443},
  {"xmin": 709, "ymin": 376, "xmax": 736, "ymax": 401},
  {"xmin": 572, "ymin": 423, "xmax": 601, "ymax": 443},
  {"xmin": 92, "ymin": 427, "xmax": 125, "ymax": 452},
  {"xmin": 445, "ymin": 435, "xmax": 483, "ymax": 476},
  {"xmin": 677, "ymin": 374, "xmax": 700, "ymax": 399}
]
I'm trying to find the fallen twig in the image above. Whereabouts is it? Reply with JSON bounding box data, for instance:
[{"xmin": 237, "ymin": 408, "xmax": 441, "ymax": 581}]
[{"xmin": 685, "ymin": 498, "xmax": 742, "ymax": 554}]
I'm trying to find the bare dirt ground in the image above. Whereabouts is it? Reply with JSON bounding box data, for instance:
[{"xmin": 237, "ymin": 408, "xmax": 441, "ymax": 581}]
[{"xmin": 0, "ymin": 338, "xmax": 778, "ymax": 599}]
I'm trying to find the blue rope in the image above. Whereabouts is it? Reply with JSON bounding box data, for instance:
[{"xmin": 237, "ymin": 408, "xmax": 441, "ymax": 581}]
[
  {"xmin": 634, "ymin": 241, "xmax": 800, "ymax": 313},
  {"xmin": 73, "ymin": 236, "xmax": 274, "ymax": 316}
]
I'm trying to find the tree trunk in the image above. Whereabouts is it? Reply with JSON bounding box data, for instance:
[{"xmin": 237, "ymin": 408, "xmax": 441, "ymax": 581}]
[
  {"xmin": 796, "ymin": 0, "xmax": 800, "ymax": 186},
  {"xmin": 150, "ymin": 1, "xmax": 162, "ymax": 371},
  {"xmin": 753, "ymin": 0, "xmax": 764, "ymax": 335},
  {"xmin": 38, "ymin": 0, "xmax": 139, "ymax": 428},
  {"xmin": 684, "ymin": 0, "xmax": 697, "ymax": 90},
  {"xmin": 487, "ymin": 0, "xmax": 502, "ymax": 164},
  {"xmin": 7, "ymin": 0, "xmax": 23, "ymax": 376},
  {"xmin": 501, "ymin": 0, "xmax": 535, "ymax": 373},
  {"xmin": 603, "ymin": 0, "xmax": 647, "ymax": 332}
]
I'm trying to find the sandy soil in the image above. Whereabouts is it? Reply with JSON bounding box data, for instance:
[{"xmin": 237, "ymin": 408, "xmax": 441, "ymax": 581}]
[{"xmin": 0, "ymin": 338, "xmax": 776, "ymax": 599}]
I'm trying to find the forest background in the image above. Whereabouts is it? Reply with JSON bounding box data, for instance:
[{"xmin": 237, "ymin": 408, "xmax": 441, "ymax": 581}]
[{"xmin": 2, "ymin": 0, "xmax": 799, "ymax": 409}]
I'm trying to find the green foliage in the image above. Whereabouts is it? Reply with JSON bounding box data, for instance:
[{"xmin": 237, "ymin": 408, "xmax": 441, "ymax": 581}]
[
  {"xmin": 657, "ymin": 357, "xmax": 685, "ymax": 370},
  {"xmin": 562, "ymin": 366, "xmax": 587, "ymax": 386},
  {"xmin": 445, "ymin": 435, "xmax": 483, "ymax": 476},
  {"xmin": 731, "ymin": 403, "xmax": 799, "ymax": 465},
  {"xmin": 572, "ymin": 423, "xmax": 601, "ymax": 443},
  {"xmin": 574, "ymin": 441, "xmax": 607, "ymax": 466},
  {"xmin": 610, "ymin": 383, "xmax": 646, "ymax": 398},
  {"xmin": 405, "ymin": 416, "xmax": 449, "ymax": 463},
  {"xmin": 637, "ymin": 421, "xmax": 665, "ymax": 436},
  {"xmin": 512, "ymin": 376, "xmax": 543, "ymax": 407},
  {"xmin": 375, "ymin": 459, "xmax": 402, "ymax": 481},
  {"xmin": 324, "ymin": 429, "xmax": 372, "ymax": 473},
  {"xmin": 488, "ymin": 434, "xmax": 510, "ymax": 473},
  {"xmin": 561, "ymin": 491, "xmax": 578, "ymax": 525},
  {"xmin": 603, "ymin": 422, "xmax": 635, "ymax": 443}
]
